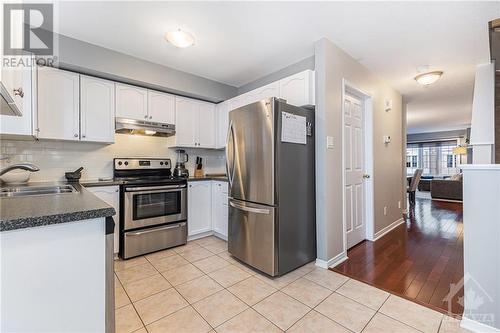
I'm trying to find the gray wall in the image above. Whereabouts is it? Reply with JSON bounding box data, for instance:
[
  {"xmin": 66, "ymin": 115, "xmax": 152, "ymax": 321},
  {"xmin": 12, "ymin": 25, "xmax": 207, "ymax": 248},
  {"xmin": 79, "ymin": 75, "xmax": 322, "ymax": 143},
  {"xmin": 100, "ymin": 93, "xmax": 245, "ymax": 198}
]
[
  {"xmin": 314, "ymin": 38, "xmax": 404, "ymax": 263},
  {"xmin": 237, "ymin": 56, "xmax": 314, "ymax": 95},
  {"xmin": 54, "ymin": 33, "xmax": 237, "ymax": 102},
  {"xmin": 407, "ymin": 129, "xmax": 468, "ymax": 143}
]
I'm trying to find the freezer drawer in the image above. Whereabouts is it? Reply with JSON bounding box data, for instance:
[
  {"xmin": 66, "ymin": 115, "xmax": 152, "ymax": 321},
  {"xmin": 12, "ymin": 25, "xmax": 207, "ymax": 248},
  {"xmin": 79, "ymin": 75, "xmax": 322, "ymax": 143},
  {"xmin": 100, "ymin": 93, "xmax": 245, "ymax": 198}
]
[
  {"xmin": 123, "ymin": 222, "xmax": 187, "ymax": 259},
  {"xmin": 228, "ymin": 199, "xmax": 277, "ymax": 276}
]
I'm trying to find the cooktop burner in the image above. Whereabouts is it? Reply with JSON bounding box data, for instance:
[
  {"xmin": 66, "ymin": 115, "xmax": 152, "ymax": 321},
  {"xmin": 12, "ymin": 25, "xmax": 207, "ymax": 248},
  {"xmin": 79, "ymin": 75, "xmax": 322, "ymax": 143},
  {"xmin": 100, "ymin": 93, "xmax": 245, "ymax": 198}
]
[{"xmin": 113, "ymin": 158, "xmax": 187, "ymax": 185}]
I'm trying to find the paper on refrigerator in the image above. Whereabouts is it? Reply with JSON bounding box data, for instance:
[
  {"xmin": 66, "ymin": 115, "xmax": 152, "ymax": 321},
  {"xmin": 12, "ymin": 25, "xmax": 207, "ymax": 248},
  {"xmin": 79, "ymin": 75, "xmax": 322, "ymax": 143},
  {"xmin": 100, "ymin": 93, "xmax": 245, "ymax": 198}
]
[{"xmin": 281, "ymin": 111, "xmax": 306, "ymax": 144}]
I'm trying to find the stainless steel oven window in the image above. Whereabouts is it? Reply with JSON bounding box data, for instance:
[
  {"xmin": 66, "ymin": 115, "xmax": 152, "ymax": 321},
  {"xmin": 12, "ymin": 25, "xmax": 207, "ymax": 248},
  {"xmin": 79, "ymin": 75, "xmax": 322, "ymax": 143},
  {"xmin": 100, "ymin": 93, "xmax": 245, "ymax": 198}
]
[{"xmin": 133, "ymin": 191, "xmax": 181, "ymax": 220}]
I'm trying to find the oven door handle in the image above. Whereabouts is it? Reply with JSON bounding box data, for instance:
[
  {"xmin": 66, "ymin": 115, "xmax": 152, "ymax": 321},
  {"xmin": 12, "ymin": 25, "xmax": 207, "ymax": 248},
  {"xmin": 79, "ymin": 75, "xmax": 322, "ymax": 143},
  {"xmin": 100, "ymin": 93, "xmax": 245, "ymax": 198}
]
[
  {"xmin": 126, "ymin": 222, "xmax": 186, "ymax": 236},
  {"xmin": 125, "ymin": 184, "xmax": 186, "ymax": 192}
]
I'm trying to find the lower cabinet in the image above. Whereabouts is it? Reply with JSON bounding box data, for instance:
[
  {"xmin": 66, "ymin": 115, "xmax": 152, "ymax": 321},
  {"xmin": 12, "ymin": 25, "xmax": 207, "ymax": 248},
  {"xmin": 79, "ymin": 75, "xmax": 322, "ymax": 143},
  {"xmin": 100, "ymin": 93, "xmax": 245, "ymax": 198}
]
[
  {"xmin": 187, "ymin": 180, "xmax": 228, "ymax": 239},
  {"xmin": 85, "ymin": 185, "xmax": 120, "ymax": 253},
  {"xmin": 187, "ymin": 181, "xmax": 213, "ymax": 237}
]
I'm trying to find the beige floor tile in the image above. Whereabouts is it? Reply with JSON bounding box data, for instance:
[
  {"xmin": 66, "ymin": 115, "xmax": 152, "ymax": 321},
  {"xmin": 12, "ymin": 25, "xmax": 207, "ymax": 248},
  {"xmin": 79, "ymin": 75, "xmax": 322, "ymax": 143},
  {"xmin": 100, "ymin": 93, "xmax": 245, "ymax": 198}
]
[
  {"xmin": 145, "ymin": 248, "xmax": 177, "ymax": 263},
  {"xmin": 255, "ymin": 269, "xmax": 304, "ymax": 289},
  {"xmin": 253, "ymin": 291, "xmax": 310, "ymax": 331},
  {"xmin": 288, "ymin": 310, "xmax": 352, "ymax": 333},
  {"xmin": 179, "ymin": 246, "xmax": 214, "ymax": 262},
  {"xmin": 114, "ymin": 256, "xmax": 148, "ymax": 272},
  {"xmin": 193, "ymin": 255, "xmax": 231, "ymax": 274},
  {"xmin": 336, "ymin": 279, "xmax": 390, "ymax": 310},
  {"xmin": 363, "ymin": 313, "xmax": 420, "ymax": 333},
  {"xmin": 115, "ymin": 262, "xmax": 158, "ymax": 284},
  {"xmin": 303, "ymin": 268, "xmax": 349, "ymax": 291},
  {"xmin": 132, "ymin": 328, "xmax": 147, "ymax": 333},
  {"xmin": 379, "ymin": 295, "xmax": 443, "ymax": 333},
  {"xmin": 315, "ymin": 292, "xmax": 375, "ymax": 333},
  {"xmin": 162, "ymin": 263, "xmax": 205, "ymax": 286},
  {"xmin": 203, "ymin": 242, "xmax": 228, "ymax": 254},
  {"xmin": 193, "ymin": 290, "xmax": 248, "ymax": 327},
  {"xmin": 227, "ymin": 276, "xmax": 277, "ymax": 306},
  {"xmin": 208, "ymin": 265, "xmax": 252, "ymax": 287},
  {"xmin": 439, "ymin": 316, "xmax": 472, "ymax": 333},
  {"xmin": 122, "ymin": 274, "xmax": 171, "ymax": 302},
  {"xmin": 175, "ymin": 242, "xmax": 203, "ymax": 254},
  {"xmin": 115, "ymin": 283, "xmax": 131, "ymax": 308},
  {"xmin": 115, "ymin": 304, "xmax": 143, "ymax": 333},
  {"xmin": 150, "ymin": 254, "xmax": 189, "ymax": 272},
  {"xmin": 193, "ymin": 236, "xmax": 223, "ymax": 247},
  {"xmin": 282, "ymin": 277, "xmax": 332, "ymax": 307},
  {"xmin": 230, "ymin": 260, "xmax": 260, "ymax": 275},
  {"xmin": 217, "ymin": 251, "xmax": 237, "ymax": 263},
  {"xmin": 115, "ymin": 274, "xmax": 123, "ymax": 289},
  {"xmin": 215, "ymin": 308, "xmax": 282, "ymax": 333},
  {"xmin": 146, "ymin": 306, "xmax": 212, "ymax": 333},
  {"xmin": 294, "ymin": 261, "xmax": 318, "ymax": 276},
  {"xmin": 134, "ymin": 288, "xmax": 188, "ymax": 325},
  {"xmin": 176, "ymin": 275, "xmax": 224, "ymax": 304}
]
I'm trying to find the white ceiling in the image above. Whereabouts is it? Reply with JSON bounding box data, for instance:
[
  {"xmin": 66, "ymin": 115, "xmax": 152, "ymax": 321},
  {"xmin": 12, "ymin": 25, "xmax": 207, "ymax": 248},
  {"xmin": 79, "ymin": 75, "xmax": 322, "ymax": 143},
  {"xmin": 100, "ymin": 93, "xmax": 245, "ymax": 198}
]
[{"xmin": 55, "ymin": 1, "xmax": 500, "ymax": 134}]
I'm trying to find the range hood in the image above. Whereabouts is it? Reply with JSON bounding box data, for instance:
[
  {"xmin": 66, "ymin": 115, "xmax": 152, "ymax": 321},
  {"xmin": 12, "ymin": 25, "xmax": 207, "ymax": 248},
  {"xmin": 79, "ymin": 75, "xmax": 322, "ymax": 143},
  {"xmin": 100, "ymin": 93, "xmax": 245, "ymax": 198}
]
[
  {"xmin": 115, "ymin": 117, "xmax": 175, "ymax": 137},
  {"xmin": 0, "ymin": 82, "xmax": 22, "ymax": 116}
]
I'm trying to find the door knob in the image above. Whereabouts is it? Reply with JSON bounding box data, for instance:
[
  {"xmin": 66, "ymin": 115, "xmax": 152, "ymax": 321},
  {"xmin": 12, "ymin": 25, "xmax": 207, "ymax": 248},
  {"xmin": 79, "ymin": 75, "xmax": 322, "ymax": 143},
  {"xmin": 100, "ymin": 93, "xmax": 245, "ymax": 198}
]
[
  {"xmin": 363, "ymin": 174, "xmax": 371, "ymax": 179},
  {"xmin": 13, "ymin": 87, "xmax": 24, "ymax": 98}
]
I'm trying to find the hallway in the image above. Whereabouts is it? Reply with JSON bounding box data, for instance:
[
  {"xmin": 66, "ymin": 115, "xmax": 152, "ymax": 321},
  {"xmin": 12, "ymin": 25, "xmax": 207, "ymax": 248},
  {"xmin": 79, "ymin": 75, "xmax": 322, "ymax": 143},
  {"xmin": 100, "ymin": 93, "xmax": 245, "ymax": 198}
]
[{"xmin": 333, "ymin": 199, "xmax": 464, "ymax": 316}]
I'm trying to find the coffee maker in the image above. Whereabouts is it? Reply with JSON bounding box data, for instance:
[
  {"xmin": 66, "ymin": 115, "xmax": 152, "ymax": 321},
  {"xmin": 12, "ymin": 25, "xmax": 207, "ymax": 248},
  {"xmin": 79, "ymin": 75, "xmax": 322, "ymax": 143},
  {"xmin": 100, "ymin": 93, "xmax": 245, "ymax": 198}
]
[{"xmin": 173, "ymin": 149, "xmax": 189, "ymax": 178}]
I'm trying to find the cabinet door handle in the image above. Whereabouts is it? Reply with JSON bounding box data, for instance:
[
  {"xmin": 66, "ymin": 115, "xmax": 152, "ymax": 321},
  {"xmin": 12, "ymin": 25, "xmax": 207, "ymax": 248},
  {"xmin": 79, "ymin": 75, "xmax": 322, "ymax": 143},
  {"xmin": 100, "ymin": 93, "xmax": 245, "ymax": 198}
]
[
  {"xmin": 13, "ymin": 88, "xmax": 24, "ymax": 98},
  {"xmin": 82, "ymin": 135, "xmax": 86, "ymax": 138},
  {"xmin": 144, "ymin": 115, "xmax": 148, "ymax": 119},
  {"xmin": 149, "ymin": 116, "xmax": 152, "ymax": 119},
  {"xmin": 74, "ymin": 134, "xmax": 79, "ymax": 138}
]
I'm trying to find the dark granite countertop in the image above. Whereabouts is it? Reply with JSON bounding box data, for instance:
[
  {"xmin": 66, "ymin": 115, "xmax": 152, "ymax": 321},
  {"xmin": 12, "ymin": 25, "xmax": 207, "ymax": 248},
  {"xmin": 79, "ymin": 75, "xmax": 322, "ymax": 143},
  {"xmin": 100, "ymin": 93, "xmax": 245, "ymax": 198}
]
[
  {"xmin": 188, "ymin": 175, "xmax": 228, "ymax": 182},
  {"xmin": 0, "ymin": 182, "xmax": 116, "ymax": 232}
]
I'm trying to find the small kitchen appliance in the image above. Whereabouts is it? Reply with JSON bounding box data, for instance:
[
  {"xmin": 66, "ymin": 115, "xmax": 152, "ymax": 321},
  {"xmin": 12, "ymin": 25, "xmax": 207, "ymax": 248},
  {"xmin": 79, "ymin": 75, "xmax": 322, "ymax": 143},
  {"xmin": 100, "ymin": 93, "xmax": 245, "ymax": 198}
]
[
  {"xmin": 114, "ymin": 158, "xmax": 187, "ymax": 259},
  {"xmin": 173, "ymin": 149, "xmax": 189, "ymax": 178}
]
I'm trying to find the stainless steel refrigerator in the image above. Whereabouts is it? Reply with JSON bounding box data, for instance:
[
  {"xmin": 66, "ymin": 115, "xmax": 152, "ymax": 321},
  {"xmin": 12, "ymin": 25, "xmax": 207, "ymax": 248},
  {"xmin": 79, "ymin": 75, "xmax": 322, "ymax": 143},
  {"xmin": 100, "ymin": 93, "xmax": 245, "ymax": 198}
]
[{"xmin": 226, "ymin": 97, "xmax": 316, "ymax": 276}]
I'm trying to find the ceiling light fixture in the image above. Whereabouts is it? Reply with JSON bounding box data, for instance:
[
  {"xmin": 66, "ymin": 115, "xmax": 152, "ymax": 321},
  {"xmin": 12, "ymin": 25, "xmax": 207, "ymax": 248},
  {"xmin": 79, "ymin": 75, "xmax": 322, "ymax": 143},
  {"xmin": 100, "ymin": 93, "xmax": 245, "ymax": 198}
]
[
  {"xmin": 165, "ymin": 29, "xmax": 195, "ymax": 48},
  {"xmin": 414, "ymin": 71, "xmax": 443, "ymax": 85}
]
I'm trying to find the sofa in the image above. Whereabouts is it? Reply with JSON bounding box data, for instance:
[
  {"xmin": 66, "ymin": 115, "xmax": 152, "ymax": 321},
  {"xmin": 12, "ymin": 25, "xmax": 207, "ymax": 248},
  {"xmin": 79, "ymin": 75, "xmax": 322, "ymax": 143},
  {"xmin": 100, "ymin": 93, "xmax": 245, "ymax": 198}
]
[
  {"xmin": 431, "ymin": 179, "xmax": 463, "ymax": 201},
  {"xmin": 418, "ymin": 176, "xmax": 434, "ymax": 191}
]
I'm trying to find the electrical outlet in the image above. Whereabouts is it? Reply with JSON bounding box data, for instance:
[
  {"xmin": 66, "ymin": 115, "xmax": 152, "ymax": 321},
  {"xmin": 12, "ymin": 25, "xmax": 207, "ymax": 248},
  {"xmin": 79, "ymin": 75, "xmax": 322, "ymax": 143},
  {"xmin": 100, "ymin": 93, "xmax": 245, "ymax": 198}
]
[
  {"xmin": 398, "ymin": 201, "xmax": 401, "ymax": 209},
  {"xmin": 384, "ymin": 206, "xmax": 387, "ymax": 216}
]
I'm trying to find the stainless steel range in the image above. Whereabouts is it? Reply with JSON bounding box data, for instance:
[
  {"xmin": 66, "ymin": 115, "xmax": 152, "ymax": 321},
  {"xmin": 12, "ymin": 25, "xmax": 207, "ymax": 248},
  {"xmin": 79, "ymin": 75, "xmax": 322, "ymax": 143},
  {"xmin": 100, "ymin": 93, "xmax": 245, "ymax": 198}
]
[{"xmin": 115, "ymin": 158, "xmax": 187, "ymax": 259}]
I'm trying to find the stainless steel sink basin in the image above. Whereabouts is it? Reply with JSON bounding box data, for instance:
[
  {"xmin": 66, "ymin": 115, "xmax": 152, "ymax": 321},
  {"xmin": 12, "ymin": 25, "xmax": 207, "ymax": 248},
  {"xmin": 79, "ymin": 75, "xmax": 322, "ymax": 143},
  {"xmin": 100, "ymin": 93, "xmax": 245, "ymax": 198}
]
[{"xmin": 0, "ymin": 185, "xmax": 78, "ymax": 198}]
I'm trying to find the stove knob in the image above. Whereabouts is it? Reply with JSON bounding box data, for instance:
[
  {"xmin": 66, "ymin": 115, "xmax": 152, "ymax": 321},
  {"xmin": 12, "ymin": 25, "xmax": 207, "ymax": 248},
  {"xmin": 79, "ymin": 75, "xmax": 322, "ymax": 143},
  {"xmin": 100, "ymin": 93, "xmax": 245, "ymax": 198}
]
[
  {"xmin": 160, "ymin": 162, "xmax": 164, "ymax": 166},
  {"xmin": 118, "ymin": 161, "xmax": 123, "ymax": 166},
  {"xmin": 124, "ymin": 161, "xmax": 129, "ymax": 166}
]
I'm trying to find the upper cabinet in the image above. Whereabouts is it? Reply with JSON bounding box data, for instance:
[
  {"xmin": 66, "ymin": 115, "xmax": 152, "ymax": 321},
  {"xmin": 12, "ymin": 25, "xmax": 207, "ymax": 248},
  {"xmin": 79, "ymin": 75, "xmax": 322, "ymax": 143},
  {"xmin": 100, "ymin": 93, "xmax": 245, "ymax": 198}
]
[
  {"xmin": 37, "ymin": 67, "xmax": 115, "ymax": 143},
  {"xmin": 279, "ymin": 70, "xmax": 315, "ymax": 107},
  {"xmin": 80, "ymin": 75, "xmax": 115, "ymax": 143},
  {"xmin": 37, "ymin": 67, "xmax": 80, "ymax": 141},
  {"xmin": 115, "ymin": 83, "xmax": 148, "ymax": 121},
  {"xmin": 175, "ymin": 97, "xmax": 216, "ymax": 148},
  {"xmin": 215, "ymin": 101, "xmax": 229, "ymax": 149},
  {"xmin": 148, "ymin": 91, "xmax": 175, "ymax": 124},
  {"xmin": 246, "ymin": 82, "xmax": 280, "ymax": 105}
]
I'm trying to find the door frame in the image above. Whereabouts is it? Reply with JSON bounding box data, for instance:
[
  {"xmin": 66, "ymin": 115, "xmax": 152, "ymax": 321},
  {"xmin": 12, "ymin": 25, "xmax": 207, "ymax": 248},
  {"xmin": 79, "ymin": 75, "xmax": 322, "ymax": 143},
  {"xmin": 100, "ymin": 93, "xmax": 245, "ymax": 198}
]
[{"xmin": 341, "ymin": 79, "xmax": 375, "ymax": 252}]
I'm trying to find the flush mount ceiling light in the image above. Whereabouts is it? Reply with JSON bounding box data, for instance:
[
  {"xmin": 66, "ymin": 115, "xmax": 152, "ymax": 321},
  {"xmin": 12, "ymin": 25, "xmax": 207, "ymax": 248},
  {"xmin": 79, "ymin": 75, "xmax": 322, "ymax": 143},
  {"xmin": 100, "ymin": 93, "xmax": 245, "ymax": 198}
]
[
  {"xmin": 414, "ymin": 71, "xmax": 443, "ymax": 85},
  {"xmin": 165, "ymin": 29, "xmax": 195, "ymax": 48}
]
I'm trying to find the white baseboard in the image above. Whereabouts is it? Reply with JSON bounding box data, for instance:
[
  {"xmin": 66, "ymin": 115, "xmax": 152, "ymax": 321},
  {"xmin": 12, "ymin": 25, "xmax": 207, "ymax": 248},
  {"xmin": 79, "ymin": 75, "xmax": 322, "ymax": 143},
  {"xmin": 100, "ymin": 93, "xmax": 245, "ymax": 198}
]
[
  {"xmin": 369, "ymin": 218, "xmax": 405, "ymax": 241},
  {"xmin": 212, "ymin": 231, "xmax": 227, "ymax": 241},
  {"xmin": 315, "ymin": 252, "xmax": 348, "ymax": 269},
  {"xmin": 461, "ymin": 317, "xmax": 500, "ymax": 333},
  {"xmin": 187, "ymin": 231, "xmax": 213, "ymax": 241}
]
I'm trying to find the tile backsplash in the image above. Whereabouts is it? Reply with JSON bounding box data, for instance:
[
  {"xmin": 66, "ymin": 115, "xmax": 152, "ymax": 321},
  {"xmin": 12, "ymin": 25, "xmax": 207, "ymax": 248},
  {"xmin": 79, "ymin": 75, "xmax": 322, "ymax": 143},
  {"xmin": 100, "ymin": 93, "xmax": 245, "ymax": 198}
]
[{"xmin": 0, "ymin": 134, "xmax": 226, "ymax": 182}]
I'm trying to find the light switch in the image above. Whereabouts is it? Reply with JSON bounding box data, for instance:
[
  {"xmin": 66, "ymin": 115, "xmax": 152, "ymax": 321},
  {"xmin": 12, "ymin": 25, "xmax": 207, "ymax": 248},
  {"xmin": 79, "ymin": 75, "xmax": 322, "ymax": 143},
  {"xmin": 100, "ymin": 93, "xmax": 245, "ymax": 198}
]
[
  {"xmin": 383, "ymin": 135, "xmax": 391, "ymax": 144},
  {"xmin": 384, "ymin": 99, "xmax": 393, "ymax": 112},
  {"xmin": 327, "ymin": 136, "xmax": 334, "ymax": 149}
]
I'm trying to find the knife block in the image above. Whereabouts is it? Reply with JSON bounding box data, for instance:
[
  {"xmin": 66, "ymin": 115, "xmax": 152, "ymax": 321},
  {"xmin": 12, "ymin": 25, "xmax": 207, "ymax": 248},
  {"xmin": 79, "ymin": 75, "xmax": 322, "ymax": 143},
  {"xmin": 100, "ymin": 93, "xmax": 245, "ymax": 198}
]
[{"xmin": 194, "ymin": 167, "xmax": 204, "ymax": 178}]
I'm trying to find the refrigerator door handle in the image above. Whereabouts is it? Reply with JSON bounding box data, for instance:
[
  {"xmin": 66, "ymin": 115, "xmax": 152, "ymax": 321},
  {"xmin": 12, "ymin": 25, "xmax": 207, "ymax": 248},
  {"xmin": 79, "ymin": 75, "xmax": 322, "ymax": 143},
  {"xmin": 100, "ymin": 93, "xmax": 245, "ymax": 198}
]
[
  {"xmin": 225, "ymin": 120, "xmax": 236, "ymax": 188},
  {"xmin": 229, "ymin": 200, "xmax": 271, "ymax": 215}
]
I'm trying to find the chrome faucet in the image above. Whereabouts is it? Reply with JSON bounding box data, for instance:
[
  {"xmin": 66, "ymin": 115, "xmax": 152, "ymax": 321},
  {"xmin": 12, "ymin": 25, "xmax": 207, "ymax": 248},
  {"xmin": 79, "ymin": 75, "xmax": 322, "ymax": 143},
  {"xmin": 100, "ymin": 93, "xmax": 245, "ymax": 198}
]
[{"xmin": 0, "ymin": 163, "xmax": 40, "ymax": 176}]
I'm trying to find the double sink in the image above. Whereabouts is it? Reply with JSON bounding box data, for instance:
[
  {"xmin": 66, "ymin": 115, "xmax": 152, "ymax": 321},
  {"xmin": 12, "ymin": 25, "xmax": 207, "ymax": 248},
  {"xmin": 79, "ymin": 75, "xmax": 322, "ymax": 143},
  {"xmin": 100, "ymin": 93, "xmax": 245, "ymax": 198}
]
[{"xmin": 0, "ymin": 185, "xmax": 78, "ymax": 198}]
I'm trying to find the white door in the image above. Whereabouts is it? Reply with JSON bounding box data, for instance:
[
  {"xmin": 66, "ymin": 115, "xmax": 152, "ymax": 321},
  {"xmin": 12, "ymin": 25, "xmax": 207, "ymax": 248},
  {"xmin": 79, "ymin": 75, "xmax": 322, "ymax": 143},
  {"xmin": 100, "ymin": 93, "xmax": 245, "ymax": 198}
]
[
  {"xmin": 80, "ymin": 76, "xmax": 115, "ymax": 143},
  {"xmin": 344, "ymin": 93, "xmax": 365, "ymax": 248},
  {"xmin": 197, "ymin": 102, "xmax": 216, "ymax": 148},
  {"xmin": 37, "ymin": 68, "xmax": 80, "ymax": 141},
  {"xmin": 85, "ymin": 186, "xmax": 120, "ymax": 253},
  {"xmin": 215, "ymin": 101, "xmax": 229, "ymax": 149},
  {"xmin": 188, "ymin": 181, "xmax": 212, "ymax": 236},
  {"xmin": 148, "ymin": 90, "xmax": 175, "ymax": 124},
  {"xmin": 175, "ymin": 97, "xmax": 197, "ymax": 147},
  {"xmin": 115, "ymin": 83, "xmax": 148, "ymax": 121}
]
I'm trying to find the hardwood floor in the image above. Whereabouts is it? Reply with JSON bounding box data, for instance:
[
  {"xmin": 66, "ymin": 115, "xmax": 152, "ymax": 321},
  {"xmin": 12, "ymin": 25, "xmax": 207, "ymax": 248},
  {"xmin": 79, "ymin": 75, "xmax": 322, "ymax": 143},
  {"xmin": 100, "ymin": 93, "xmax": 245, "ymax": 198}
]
[{"xmin": 332, "ymin": 198, "xmax": 464, "ymax": 316}]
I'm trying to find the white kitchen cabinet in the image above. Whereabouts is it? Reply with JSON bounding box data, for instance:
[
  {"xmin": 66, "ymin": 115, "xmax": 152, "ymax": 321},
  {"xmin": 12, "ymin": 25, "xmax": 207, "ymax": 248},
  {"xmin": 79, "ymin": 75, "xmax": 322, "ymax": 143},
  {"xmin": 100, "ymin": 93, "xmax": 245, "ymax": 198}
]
[
  {"xmin": 197, "ymin": 102, "xmax": 216, "ymax": 148},
  {"xmin": 148, "ymin": 90, "xmax": 175, "ymax": 124},
  {"xmin": 229, "ymin": 93, "xmax": 249, "ymax": 111},
  {"xmin": 37, "ymin": 67, "xmax": 80, "ymax": 141},
  {"xmin": 85, "ymin": 185, "xmax": 120, "ymax": 254},
  {"xmin": 115, "ymin": 83, "xmax": 148, "ymax": 121},
  {"xmin": 175, "ymin": 97, "xmax": 216, "ymax": 148},
  {"xmin": 215, "ymin": 101, "xmax": 230, "ymax": 149},
  {"xmin": 187, "ymin": 181, "xmax": 212, "ymax": 237},
  {"xmin": 80, "ymin": 76, "xmax": 115, "ymax": 143},
  {"xmin": 211, "ymin": 181, "xmax": 228, "ymax": 239},
  {"xmin": 279, "ymin": 70, "xmax": 315, "ymax": 107},
  {"xmin": 247, "ymin": 82, "xmax": 280, "ymax": 104}
]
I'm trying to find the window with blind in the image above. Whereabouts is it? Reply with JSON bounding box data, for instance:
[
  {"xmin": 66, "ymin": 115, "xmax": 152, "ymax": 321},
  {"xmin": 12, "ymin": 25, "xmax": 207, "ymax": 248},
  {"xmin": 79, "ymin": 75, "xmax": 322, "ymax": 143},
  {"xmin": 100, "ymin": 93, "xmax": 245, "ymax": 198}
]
[{"xmin": 406, "ymin": 140, "xmax": 459, "ymax": 176}]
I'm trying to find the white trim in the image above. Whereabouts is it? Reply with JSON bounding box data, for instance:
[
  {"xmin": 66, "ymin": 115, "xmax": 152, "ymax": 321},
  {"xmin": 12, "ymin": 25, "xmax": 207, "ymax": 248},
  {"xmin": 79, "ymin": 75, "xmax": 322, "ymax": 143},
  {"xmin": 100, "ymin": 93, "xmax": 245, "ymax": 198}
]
[
  {"xmin": 212, "ymin": 231, "xmax": 227, "ymax": 241},
  {"xmin": 461, "ymin": 164, "xmax": 500, "ymax": 170},
  {"xmin": 369, "ymin": 218, "xmax": 405, "ymax": 242},
  {"xmin": 461, "ymin": 317, "xmax": 500, "ymax": 333},
  {"xmin": 187, "ymin": 231, "xmax": 214, "ymax": 241},
  {"xmin": 341, "ymin": 79, "xmax": 375, "ymax": 250},
  {"xmin": 315, "ymin": 252, "xmax": 348, "ymax": 269}
]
